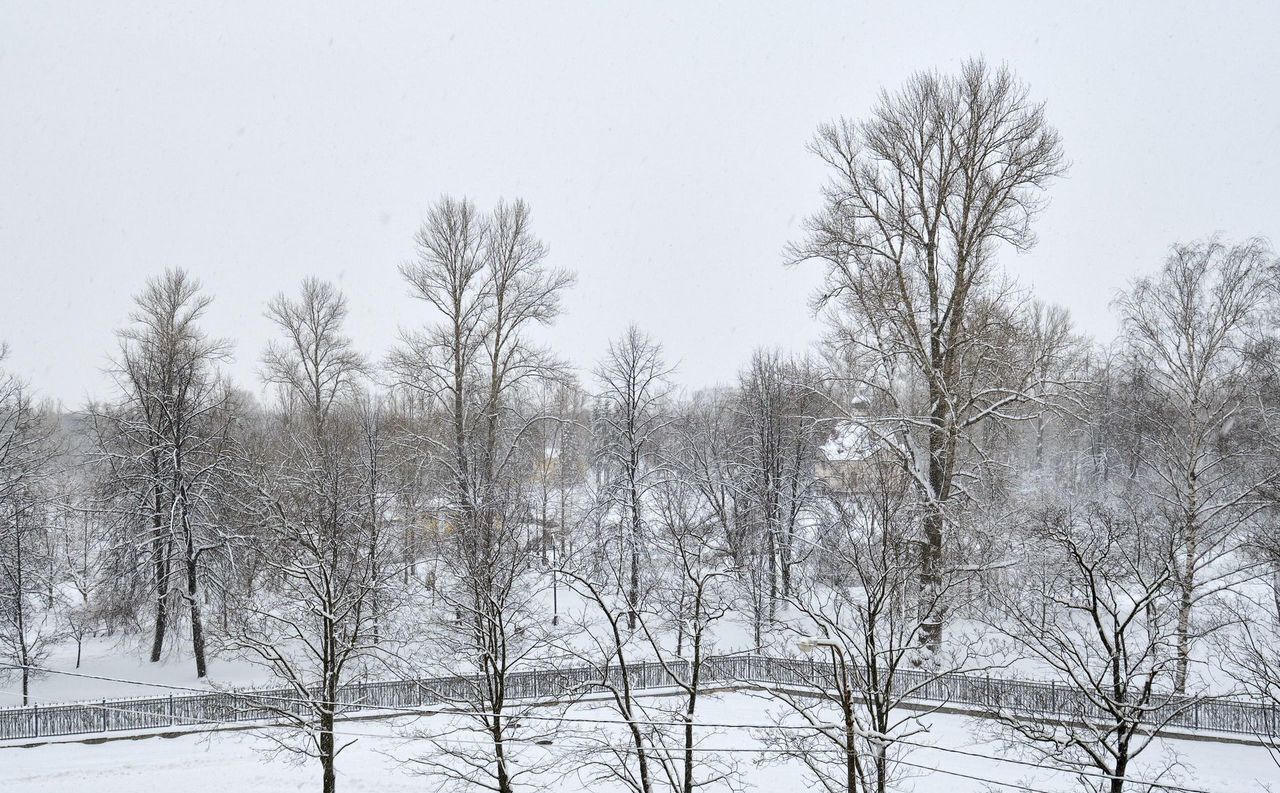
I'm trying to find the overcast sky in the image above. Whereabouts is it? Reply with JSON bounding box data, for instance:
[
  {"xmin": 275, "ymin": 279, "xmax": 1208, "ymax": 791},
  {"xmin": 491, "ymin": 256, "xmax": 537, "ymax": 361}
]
[{"xmin": 2, "ymin": 2, "xmax": 1277, "ymax": 406}]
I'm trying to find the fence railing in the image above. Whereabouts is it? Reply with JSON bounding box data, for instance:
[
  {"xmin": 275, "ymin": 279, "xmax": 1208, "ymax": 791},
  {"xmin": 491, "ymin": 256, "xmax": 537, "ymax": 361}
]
[{"xmin": 2, "ymin": 654, "xmax": 1276, "ymax": 742}]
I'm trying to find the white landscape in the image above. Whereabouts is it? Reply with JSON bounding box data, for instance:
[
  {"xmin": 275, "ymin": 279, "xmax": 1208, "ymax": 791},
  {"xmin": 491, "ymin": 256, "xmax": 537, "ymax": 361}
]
[{"xmin": 3, "ymin": 3, "xmax": 1280, "ymax": 792}]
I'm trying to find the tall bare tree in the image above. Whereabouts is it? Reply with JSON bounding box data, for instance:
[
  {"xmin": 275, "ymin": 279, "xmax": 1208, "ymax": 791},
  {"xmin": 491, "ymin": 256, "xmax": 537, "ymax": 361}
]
[
  {"xmin": 1114, "ymin": 237, "xmax": 1276, "ymax": 692},
  {"xmin": 790, "ymin": 58, "xmax": 1067, "ymax": 650},
  {"xmin": 392, "ymin": 195, "xmax": 574, "ymax": 793},
  {"xmin": 224, "ymin": 277, "xmax": 381, "ymax": 793},
  {"xmin": 92, "ymin": 269, "xmax": 233, "ymax": 675},
  {"xmin": 594, "ymin": 325, "xmax": 674, "ymax": 629}
]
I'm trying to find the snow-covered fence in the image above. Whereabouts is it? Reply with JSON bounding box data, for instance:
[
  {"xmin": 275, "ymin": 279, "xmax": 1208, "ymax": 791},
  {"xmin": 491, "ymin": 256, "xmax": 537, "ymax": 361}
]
[
  {"xmin": 716, "ymin": 654, "xmax": 1280, "ymax": 738},
  {"xmin": 2, "ymin": 654, "xmax": 1277, "ymax": 742}
]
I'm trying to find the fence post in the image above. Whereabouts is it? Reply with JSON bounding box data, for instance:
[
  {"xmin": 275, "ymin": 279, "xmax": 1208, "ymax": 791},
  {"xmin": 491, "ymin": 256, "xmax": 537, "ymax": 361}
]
[
  {"xmin": 169, "ymin": 694, "xmax": 174, "ymax": 726},
  {"xmin": 32, "ymin": 704, "xmax": 38, "ymax": 738},
  {"xmin": 102, "ymin": 700, "xmax": 108, "ymax": 731}
]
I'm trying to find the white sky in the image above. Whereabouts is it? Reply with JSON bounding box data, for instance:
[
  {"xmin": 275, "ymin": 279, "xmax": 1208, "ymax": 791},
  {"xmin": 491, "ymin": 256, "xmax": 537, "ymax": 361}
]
[{"xmin": 2, "ymin": 2, "xmax": 1278, "ymax": 406}]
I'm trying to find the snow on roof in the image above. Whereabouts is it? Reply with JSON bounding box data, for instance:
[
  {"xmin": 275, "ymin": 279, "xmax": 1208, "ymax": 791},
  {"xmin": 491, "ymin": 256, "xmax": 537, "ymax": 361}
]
[{"xmin": 820, "ymin": 421, "xmax": 879, "ymax": 462}]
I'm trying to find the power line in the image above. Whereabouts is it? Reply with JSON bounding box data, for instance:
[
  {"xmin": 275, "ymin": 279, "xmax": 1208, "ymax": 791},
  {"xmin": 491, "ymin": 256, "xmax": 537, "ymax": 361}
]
[{"xmin": 393, "ymin": 735, "xmax": 1075, "ymax": 793}]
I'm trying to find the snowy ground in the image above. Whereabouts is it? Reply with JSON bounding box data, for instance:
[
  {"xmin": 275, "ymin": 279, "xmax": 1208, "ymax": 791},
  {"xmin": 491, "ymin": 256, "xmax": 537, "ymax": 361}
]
[
  {"xmin": 2, "ymin": 693, "xmax": 1275, "ymax": 793},
  {"xmin": 0, "ymin": 636, "xmax": 273, "ymax": 707},
  {"xmin": 2, "ymin": 573, "xmax": 1244, "ymax": 710}
]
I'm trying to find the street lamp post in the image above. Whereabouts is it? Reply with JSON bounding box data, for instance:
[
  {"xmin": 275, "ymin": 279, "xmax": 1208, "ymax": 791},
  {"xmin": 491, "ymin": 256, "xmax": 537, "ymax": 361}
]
[
  {"xmin": 799, "ymin": 636, "xmax": 860, "ymax": 793},
  {"xmin": 551, "ymin": 539, "xmax": 559, "ymax": 626}
]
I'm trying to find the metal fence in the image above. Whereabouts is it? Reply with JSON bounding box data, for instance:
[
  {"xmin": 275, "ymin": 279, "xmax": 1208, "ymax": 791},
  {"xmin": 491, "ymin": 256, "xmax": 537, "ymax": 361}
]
[
  {"xmin": 2, "ymin": 653, "xmax": 1276, "ymax": 742},
  {"xmin": 706, "ymin": 655, "xmax": 1280, "ymax": 738}
]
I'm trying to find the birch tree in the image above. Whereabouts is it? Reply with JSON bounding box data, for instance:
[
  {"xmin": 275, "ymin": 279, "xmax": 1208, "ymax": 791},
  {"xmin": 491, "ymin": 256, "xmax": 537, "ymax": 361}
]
[{"xmin": 1114, "ymin": 237, "xmax": 1275, "ymax": 692}]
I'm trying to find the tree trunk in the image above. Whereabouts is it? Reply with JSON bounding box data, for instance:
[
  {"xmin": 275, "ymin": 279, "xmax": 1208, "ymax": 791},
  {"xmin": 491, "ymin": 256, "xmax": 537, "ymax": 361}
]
[
  {"xmin": 1111, "ymin": 754, "xmax": 1128, "ymax": 793},
  {"xmin": 1174, "ymin": 470, "xmax": 1200, "ymax": 694},
  {"xmin": 918, "ymin": 413, "xmax": 947, "ymax": 652},
  {"xmin": 844, "ymin": 703, "xmax": 858, "ymax": 793},
  {"xmin": 492, "ymin": 712, "xmax": 514, "ymax": 793},
  {"xmin": 150, "ymin": 485, "xmax": 169, "ymax": 663},
  {"xmin": 682, "ymin": 616, "xmax": 704, "ymax": 793},
  {"xmin": 187, "ymin": 555, "xmax": 207, "ymax": 679},
  {"xmin": 917, "ymin": 508, "xmax": 943, "ymax": 652},
  {"xmin": 320, "ymin": 708, "xmax": 336, "ymax": 793},
  {"xmin": 628, "ymin": 471, "xmax": 642, "ymax": 630},
  {"xmin": 1174, "ymin": 569, "xmax": 1194, "ymax": 694}
]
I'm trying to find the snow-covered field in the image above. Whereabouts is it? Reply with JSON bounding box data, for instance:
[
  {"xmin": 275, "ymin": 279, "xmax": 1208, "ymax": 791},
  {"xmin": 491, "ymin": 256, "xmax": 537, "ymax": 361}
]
[
  {"xmin": 2, "ymin": 693, "xmax": 1275, "ymax": 793},
  {"xmin": 0, "ymin": 637, "xmax": 273, "ymax": 707}
]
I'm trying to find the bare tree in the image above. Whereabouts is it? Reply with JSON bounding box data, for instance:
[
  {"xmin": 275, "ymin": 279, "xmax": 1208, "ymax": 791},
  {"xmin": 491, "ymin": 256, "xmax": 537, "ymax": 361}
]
[
  {"xmin": 228, "ymin": 402, "xmax": 388, "ymax": 793},
  {"xmin": 262, "ymin": 276, "xmax": 368, "ymax": 429},
  {"xmin": 555, "ymin": 482, "xmax": 739, "ymax": 793},
  {"xmin": 790, "ymin": 58, "xmax": 1067, "ymax": 650},
  {"xmin": 640, "ymin": 476, "xmax": 740, "ymax": 793},
  {"xmin": 0, "ymin": 356, "xmax": 62, "ymax": 703},
  {"xmin": 407, "ymin": 486, "xmax": 565, "ymax": 793},
  {"xmin": 392, "ymin": 195, "xmax": 574, "ymax": 793},
  {"xmin": 51, "ymin": 457, "xmax": 111, "ymax": 669},
  {"xmin": 528, "ymin": 378, "xmax": 589, "ymax": 624},
  {"xmin": 1218, "ymin": 595, "xmax": 1280, "ymax": 768},
  {"xmin": 91, "ymin": 269, "xmax": 234, "ymax": 676},
  {"xmin": 677, "ymin": 389, "xmax": 769, "ymax": 648},
  {"xmin": 222, "ymin": 277, "xmax": 383, "ymax": 793},
  {"xmin": 733, "ymin": 351, "xmax": 826, "ymax": 627},
  {"xmin": 594, "ymin": 325, "xmax": 674, "ymax": 629},
  {"xmin": 1114, "ymin": 237, "xmax": 1276, "ymax": 693},
  {"xmin": 989, "ymin": 495, "xmax": 1191, "ymax": 793},
  {"xmin": 757, "ymin": 437, "xmax": 965, "ymax": 793}
]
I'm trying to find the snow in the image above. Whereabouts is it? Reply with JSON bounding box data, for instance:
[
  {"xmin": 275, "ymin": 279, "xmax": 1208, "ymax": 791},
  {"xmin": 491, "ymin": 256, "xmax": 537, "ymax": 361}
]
[
  {"xmin": 1, "ymin": 693, "xmax": 1274, "ymax": 792},
  {"xmin": 0, "ymin": 636, "xmax": 273, "ymax": 707},
  {"xmin": 820, "ymin": 421, "xmax": 878, "ymax": 462}
]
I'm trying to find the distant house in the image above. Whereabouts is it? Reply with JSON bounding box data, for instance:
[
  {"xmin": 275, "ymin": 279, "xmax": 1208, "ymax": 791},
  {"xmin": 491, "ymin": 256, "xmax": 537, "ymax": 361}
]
[
  {"xmin": 816, "ymin": 419, "xmax": 905, "ymax": 496},
  {"xmin": 816, "ymin": 420, "xmax": 876, "ymax": 490}
]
